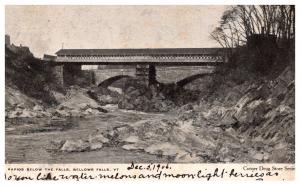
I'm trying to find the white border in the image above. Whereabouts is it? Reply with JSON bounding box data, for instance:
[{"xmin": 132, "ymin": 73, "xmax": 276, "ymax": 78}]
[{"xmin": 1, "ymin": 0, "xmax": 298, "ymax": 5}]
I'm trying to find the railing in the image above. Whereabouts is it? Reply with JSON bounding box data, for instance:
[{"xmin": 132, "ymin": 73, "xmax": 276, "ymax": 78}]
[{"xmin": 55, "ymin": 55, "xmax": 224, "ymax": 63}]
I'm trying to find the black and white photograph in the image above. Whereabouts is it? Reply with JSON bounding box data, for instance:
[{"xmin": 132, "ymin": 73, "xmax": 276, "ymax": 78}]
[{"xmin": 3, "ymin": 3, "xmax": 296, "ymax": 181}]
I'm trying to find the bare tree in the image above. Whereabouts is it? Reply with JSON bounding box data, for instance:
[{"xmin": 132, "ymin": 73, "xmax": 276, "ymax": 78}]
[{"xmin": 211, "ymin": 5, "xmax": 295, "ymax": 48}]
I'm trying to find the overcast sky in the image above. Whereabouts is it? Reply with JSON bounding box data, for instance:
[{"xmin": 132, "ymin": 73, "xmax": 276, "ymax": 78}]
[{"xmin": 5, "ymin": 5, "xmax": 227, "ymax": 58}]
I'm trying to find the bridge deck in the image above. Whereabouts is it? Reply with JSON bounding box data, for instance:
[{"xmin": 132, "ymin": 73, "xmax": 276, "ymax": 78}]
[
  {"xmin": 52, "ymin": 56, "xmax": 224, "ymax": 66},
  {"xmin": 51, "ymin": 61, "xmax": 222, "ymax": 66},
  {"xmin": 49, "ymin": 48, "xmax": 227, "ymax": 66}
]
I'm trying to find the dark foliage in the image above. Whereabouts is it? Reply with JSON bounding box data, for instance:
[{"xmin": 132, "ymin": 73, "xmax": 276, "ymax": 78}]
[{"xmin": 5, "ymin": 45, "xmax": 65, "ymax": 105}]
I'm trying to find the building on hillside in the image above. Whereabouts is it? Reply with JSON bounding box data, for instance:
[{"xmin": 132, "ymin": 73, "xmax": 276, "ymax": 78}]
[{"xmin": 43, "ymin": 54, "xmax": 57, "ymax": 61}]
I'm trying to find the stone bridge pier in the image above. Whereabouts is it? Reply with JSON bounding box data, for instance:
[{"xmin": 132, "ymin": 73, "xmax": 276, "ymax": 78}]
[{"xmin": 51, "ymin": 65, "xmax": 64, "ymax": 86}]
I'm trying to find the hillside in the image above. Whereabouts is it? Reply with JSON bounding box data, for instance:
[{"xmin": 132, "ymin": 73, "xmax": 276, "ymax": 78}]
[{"xmin": 5, "ymin": 44, "xmax": 64, "ymax": 108}]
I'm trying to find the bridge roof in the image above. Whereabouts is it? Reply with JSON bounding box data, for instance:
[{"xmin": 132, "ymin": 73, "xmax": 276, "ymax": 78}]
[{"xmin": 55, "ymin": 48, "xmax": 227, "ymax": 56}]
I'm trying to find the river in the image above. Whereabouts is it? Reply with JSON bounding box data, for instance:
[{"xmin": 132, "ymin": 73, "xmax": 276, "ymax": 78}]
[{"xmin": 5, "ymin": 106, "xmax": 173, "ymax": 163}]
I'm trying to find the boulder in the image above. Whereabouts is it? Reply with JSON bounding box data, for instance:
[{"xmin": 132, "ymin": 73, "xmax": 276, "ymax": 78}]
[
  {"xmin": 18, "ymin": 109, "xmax": 37, "ymax": 118},
  {"xmin": 282, "ymin": 83, "xmax": 295, "ymax": 107},
  {"xmin": 60, "ymin": 140, "xmax": 90, "ymax": 152},
  {"xmin": 122, "ymin": 143, "xmax": 146, "ymax": 151},
  {"xmin": 7, "ymin": 109, "xmax": 22, "ymax": 118},
  {"xmin": 49, "ymin": 140, "xmax": 66, "ymax": 150},
  {"xmin": 99, "ymin": 95, "xmax": 114, "ymax": 104},
  {"xmin": 54, "ymin": 109, "xmax": 70, "ymax": 117},
  {"xmin": 36, "ymin": 110, "xmax": 52, "ymax": 118},
  {"xmin": 16, "ymin": 103, "xmax": 26, "ymax": 109},
  {"xmin": 174, "ymin": 152, "xmax": 205, "ymax": 163},
  {"xmin": 144, "ymin": 142, "xmax": 186, "ymax": 157},
  {"xmin": 277, "ymin": 66, "xmax": 294, "ymax": 85},
  {"xmin": 218, "ymin": 108, "xmax": 237, "ymax": 127},
  {"xmin": 235, "ymin": 99, "xmax": 268, "ymax": 126},
  {"xmin": 90, "ymin": 142, "xmax": 103, "ymax": 150},
  {"xmin": 127, "ymin": 89, "xmax": 143, "ymax": 98},
  {"xmin": 202, "ymin": 106, "xmax": 227, "ymax": 124},
  {"xmin": 89, "ymin": 133, "xmax": 109, "ymax": 144},
  {"xmin": 118, "ymin": 100, "xmax": 135, "ymax": 110},
  {"xmin": 252, "ymin": 153, "xmax": 264, "ymax": 161},
  {"xmin": 108, "ymin": 86, "xmax": 123, "ymax": 94},
  {"xmin": 123, "ymin": 136, "xmax": 139, "ymax": 143},
  {"xmin": 96, "ymin": 107, "xmax": 108, "ymax": 113},
  {"xmin": 59, "ymin": 90, "xmax": 102, "ymax": 111},
  {"xmin": 83, "ymin": 108, "xmax": 101, "ymax": 115},
  {"xmin": 69, "ymin": 109, "xmax": 82, "ymax": 117},
  {"xmin": 33, "ymin": 105, "xmax": 44, "ymax": 111}
]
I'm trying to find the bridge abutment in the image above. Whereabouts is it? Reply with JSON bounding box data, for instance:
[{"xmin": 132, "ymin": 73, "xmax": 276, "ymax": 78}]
[
  {"xmin": 52, "ymin": 65, "xmax": 64, "ymax": 86},
  {"xmin": 63, "ymin": 65, "xmax": 82, "ymax": 86}
]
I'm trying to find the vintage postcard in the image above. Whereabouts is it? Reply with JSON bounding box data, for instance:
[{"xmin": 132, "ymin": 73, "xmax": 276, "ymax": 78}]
[{"xmin": 3, "ymin": 4, "xmax": 295, "ymax": 182}]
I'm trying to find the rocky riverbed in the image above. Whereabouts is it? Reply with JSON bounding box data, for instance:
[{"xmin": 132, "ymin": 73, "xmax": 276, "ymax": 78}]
[{"xmin": 5, "ymin": 66, "xmax": 295, "ymax": 163}]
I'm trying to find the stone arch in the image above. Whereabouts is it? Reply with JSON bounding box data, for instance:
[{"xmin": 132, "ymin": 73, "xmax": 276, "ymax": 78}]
[
  {"xmin": 98, "ymin": 75, "xmax": 133, "ymax": 88},
  {"xmin": 175, "ymin": 73, "xmax": 214, "ymax": 87}
]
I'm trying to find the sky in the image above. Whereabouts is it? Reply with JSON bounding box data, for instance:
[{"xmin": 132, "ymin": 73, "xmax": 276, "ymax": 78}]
[{"xmin": 5, "ymin": 5, "xmax": 228, "ymax": 58}]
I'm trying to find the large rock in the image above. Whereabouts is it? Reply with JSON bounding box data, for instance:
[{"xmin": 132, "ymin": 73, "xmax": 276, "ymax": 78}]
[
  {"xmin": 108, "ymin": 86, "xmax": 123, "ymax": 94},
  {"xmin": 282, "ymin": 82, "xmax": 295, "ymax": 107},
  {"xmin": 202, "ymin": 106, "xmax": 227, "ymax": 125},
  {"xmin": 7, "ymin": 108, "xmax": 38, "ymax": 118},
  {"xmin": 60, "ymin": 140, "xmax": 90, "ymax": 152},
  {"xmin": 59, "ymin": 90, "xmax": 101, "ymax": 110},
  {"xmin": 69, "ymin": 109, "xmax": 82, "ymax": 117},
  {"xmin": 174, "ymin": 152, "xmax": 205, "ymax": 163},
  {"xmin": 54, "ymin": 109, "xmax": 70, "ymax": 117},
  {"xmin": 89, "ymin": 133, "xmax": 109, "ymax": 144},
  {"xmin": 52, "ymin": 88, "xmax": 109, "ymax": 117},
  {"xmin": 145, "ymin": 142, "xmax": 185, "ymax": 156},
  {"xmin": 33, "ymin": 105, "xmax": 44, "ymax": 111},
  {"xmin": 123, "ymin": 136, "xmax": 139, "ymax": 143},
  {"xmin": 235, "ymin": 99, "xmax": 269, "ymax": 126},
  {"xmin": 99, "ymin": 95, "xmax": 114, "ymax": 104},
  {"xmin": 20, "ymin": 109, "xmax": 37, "ymax": 118},
  {"xmin": 90, "ymin": 142, "xmax": 103, "ymax": 150},
  {"xmin": 83, "ymin": 108, "xmax": 101, "ymax": 115},
  {"xmin": 118, "ymin": 100, "xmax": 135, "ymax": 110}
]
